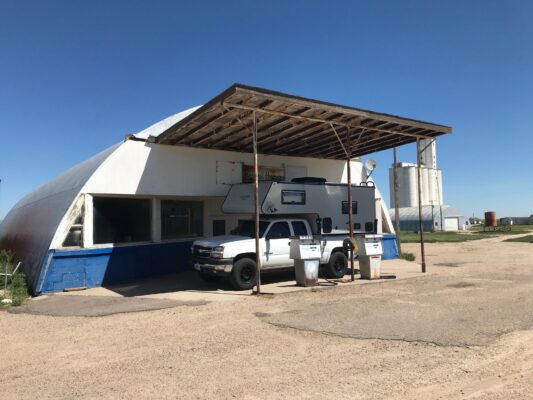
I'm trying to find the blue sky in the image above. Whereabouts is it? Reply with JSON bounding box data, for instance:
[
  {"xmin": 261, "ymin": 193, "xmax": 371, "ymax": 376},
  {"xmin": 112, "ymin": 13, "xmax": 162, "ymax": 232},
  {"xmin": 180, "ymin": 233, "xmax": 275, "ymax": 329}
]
[{"xmin": 1, "ymin": 0, "xmax": 532, "ymax": 219}]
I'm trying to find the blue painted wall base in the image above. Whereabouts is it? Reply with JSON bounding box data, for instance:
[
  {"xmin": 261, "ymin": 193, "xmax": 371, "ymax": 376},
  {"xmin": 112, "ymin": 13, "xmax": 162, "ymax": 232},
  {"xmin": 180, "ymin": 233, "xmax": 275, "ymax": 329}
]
[
  {"xmin": 36, "ymin": 241, "xmax": 194, "ymax": 294},
  {"xmin": 381, "ymin": 234, "xmax": 399, "ymax": 260},
  {"xmin": 36, "ymin": 234, "xmax": 400, "ymax": 294}
]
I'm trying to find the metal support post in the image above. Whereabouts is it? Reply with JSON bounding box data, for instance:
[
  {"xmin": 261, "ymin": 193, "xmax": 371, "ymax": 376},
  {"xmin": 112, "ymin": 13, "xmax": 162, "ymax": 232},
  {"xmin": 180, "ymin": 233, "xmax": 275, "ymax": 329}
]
[
  {"xmin": 416, "ymin": 139, "xmax": 427, "ymax": 273},
  {"xmin": 347, "ymin": 158, "xmax": 355, "ymax": 281},
  {"xmin": 252, "ymin": 111, "xmax": 262, "ymax": 294},
  {"xmin": 431, "ymin": 203, "xmax": 435, "ymax": 232},
  {"xmin": 330, "ymin": 123, "xmax": 355, "ymax": 281},
  {"xmin": 4, "ymin": 262, "xmax": 7, "ymax": 298},
  {"xmin": 346, "ymin": 130, "xmax": 355, "ymax": 281},
  {"xmin": 392, "ymin": 147, "xmax": 402, "ymax": 255}
]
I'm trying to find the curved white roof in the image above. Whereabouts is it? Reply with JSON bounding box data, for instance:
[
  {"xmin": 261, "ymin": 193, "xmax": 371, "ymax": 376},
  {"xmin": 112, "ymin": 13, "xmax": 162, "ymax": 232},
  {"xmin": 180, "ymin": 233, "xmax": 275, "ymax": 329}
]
[
  {"xmin": 0, "ymin": 144, "xmax": 119, "ymax": 292},
  {"xmin": 389, "ymin": 205, "xmax": 466, "ymax": 221},
  {"xmin": 134, "ymin": 105, "xmax": 202, "ymax": 140}
]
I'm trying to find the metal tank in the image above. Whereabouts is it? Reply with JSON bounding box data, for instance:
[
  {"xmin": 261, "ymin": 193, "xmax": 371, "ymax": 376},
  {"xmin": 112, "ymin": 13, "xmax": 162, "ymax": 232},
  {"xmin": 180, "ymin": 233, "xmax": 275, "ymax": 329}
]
[{"xmin": 485, "ymin": 211, "xmax": 497, "ymax": 227}]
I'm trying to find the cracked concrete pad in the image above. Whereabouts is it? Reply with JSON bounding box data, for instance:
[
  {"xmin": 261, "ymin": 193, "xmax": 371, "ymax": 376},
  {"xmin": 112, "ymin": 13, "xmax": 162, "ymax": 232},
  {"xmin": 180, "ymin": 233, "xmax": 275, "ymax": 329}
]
[
  {"xmin": 258, "ymin": 276, "xmax": 533, "ymax": 347},
  {"xmin": 9, "ymin": 295, "xmax": 207, "ymax": 317}
]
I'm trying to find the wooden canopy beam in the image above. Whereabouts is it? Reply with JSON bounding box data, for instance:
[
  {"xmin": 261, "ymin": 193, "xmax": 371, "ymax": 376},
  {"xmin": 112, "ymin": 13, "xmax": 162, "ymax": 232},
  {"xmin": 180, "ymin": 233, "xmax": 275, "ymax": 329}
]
[{"xmin": 223, "ymin": 102, "xmax": 438, "ymax": 140}]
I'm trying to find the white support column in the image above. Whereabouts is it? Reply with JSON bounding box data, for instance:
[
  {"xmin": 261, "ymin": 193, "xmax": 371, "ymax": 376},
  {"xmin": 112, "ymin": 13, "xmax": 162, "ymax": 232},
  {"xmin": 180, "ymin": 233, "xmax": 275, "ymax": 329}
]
[
  {"xmin": 83, "ymin": 194, "xmax": 94, "ymax": 248},
  {"xmin": 152, "ymin": 198, "xmax": 161, "ymax": 242}
]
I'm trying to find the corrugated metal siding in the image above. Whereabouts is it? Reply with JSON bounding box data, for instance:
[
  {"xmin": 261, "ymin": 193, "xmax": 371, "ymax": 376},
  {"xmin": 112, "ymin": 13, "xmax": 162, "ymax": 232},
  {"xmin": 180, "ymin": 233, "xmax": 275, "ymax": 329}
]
[{"xmin": 0, "ymin": 144, "xmax": 119, "ymax": 293}]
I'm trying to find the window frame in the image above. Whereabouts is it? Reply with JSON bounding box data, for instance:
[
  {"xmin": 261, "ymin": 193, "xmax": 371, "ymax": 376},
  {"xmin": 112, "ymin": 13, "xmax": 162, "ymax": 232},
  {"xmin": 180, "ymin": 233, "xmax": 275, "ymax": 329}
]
[
  {"xmin": 341, "ymin": 201, "xmax": 358, "ymax": 215},
  {"xmin": 92, "ymin": 195, "xmax": 153, "ymax": 246},
  {"xmin": 212, "ymin": 219, "xmax": 227, "ymax": 236},
  {"xmin": 291, "ymin": 221, "xmax": 309, "ymax": 236},
  {"xmin": 281, "ymin": 190, "xmax": 306, "ymax": 205},
  {"xmin": 160, "ymin": 199, "xmax": 204, "ymax": 241},
  {"xmin": 265, "ymin": 221, "xmax": 292, "ymax": 239}
]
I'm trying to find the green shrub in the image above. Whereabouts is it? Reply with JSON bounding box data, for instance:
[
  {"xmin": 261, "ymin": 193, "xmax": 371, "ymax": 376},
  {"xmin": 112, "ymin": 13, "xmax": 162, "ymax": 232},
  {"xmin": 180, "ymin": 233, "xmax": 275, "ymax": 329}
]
[
  {"xmin": 400, "ymin": 252, "xmax": 416, "ymax": 262},
  {"xmin": 0, "ymin": 249, "xmax": 15, "ymax": 282},
  {"xmin": 0, "ymin": 249, "xmax": 15, "ymax": 291},
  {"xmin": 0, "ymin": 249, "xmax": 29, "ymax": 306},
  {"xmin": 10, "ymin": 272, "xmax": 29, "ymax": 306}
]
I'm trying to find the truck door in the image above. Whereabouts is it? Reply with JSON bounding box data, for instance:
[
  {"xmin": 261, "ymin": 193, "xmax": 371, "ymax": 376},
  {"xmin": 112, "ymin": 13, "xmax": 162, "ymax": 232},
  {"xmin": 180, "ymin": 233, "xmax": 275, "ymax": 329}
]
[{"xmin": 263, "ymin": 221, "xmax": 292, "ymax": 267}]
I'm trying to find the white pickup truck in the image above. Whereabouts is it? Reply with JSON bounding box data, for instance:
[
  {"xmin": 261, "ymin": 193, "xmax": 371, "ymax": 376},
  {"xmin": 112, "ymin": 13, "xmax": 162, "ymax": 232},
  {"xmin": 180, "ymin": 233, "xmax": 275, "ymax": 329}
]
[{"xmin": 192, "ymin": 218, "xmax": 348, "ymax": 290}]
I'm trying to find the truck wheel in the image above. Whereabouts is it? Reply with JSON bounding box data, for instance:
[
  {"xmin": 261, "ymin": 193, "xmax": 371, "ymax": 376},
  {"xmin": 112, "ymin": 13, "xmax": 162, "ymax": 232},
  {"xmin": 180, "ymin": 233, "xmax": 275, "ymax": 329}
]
[
  {"xmin": 323, "ymin": 252, "xmax": 348, "ymax": 279},
  {"xmin": 229, "ymin": 258, "xmax": 257, "ymax": 290}
]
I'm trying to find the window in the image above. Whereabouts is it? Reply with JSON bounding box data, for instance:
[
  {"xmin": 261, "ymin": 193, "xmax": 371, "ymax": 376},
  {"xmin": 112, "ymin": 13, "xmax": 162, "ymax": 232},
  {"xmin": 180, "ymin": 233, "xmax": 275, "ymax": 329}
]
[
  {"xmin": 281, "ymin": 190, "xmax": 306, "ymax": 205},
  {"xmin": 267, "ymin": 222, "xmax": 291, "ymax": 239},
  {"xmin": 93, "ymin": 197, "xmax": 151, "ymax": 244},
  {"xmin": 291, "ymin": 221, "xmax": 309, "ymax": 236},
  {"xmin": 341, "ymin": 201, "xmax": 358, "ymax": 215},
  {"xmin": 322, "ymin": 217, "xmax": 332, "ymax": 233},
  {"xmin": 231, "ymin": 220, "xmax": 270, "ymax": 238},
  {"xmin": 212, "ymin": 220, "xmax": 226, "ymax": 236},
  {"xmin": 161, "ymin": 200, "xmax": 203, "ymax": 240}
]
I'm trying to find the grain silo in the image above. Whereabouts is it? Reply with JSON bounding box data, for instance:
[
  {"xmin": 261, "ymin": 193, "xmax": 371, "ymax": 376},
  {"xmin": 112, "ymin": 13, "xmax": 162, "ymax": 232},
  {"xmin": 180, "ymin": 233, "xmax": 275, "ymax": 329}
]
[
  {"xmin": 389, "ymin": 139, "xmax": 443, "ymax": 208},
  {"xmin": 389, "ymin": 139, "xmax": 466, "ymax": 231}
]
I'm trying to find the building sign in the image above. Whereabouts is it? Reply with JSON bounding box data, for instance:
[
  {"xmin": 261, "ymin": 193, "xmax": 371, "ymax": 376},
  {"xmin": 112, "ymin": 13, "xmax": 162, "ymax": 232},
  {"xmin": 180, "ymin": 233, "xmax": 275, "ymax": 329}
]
[{"xmin": 242, "ymin": 165, "xmax": 285, "ymax": 183}]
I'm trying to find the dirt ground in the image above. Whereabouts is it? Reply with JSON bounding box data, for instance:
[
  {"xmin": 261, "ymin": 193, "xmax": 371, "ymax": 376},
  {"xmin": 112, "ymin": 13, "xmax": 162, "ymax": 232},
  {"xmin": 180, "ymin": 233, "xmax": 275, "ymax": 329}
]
[{"xmin": 1, "ymin": 235, "xmax": 532, "ymax": 399}]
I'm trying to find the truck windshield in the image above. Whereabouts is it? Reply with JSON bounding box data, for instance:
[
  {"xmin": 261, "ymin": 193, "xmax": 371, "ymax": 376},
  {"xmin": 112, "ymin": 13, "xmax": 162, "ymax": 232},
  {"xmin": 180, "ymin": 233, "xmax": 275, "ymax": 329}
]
[{"xmin": 232, "ymin": 220, "xmax": 270, "ymax": 238}]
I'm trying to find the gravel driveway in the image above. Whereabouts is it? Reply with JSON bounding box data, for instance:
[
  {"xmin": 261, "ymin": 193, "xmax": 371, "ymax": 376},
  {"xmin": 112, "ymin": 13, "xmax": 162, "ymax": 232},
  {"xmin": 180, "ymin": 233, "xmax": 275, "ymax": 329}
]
[{"xmin": 1, "ymin": 235, "xmax": 531, "ymax": 399}]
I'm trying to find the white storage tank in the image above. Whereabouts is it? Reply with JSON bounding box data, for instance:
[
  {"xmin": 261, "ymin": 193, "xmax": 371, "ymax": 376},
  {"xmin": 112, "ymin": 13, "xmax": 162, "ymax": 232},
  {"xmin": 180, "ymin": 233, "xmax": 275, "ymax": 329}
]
[{"xmin": 389, "ymin": 164, "xmax": 443, "ymax": 208}]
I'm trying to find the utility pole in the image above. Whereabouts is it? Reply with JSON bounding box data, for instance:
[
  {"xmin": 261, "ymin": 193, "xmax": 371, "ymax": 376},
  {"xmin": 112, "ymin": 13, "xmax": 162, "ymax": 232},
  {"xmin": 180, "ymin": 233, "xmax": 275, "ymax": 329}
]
[
  {"xmin": 416, "ymin": 139, "xmax": 427, "ymax": 273},
  {"xmin": 392, "ymin": 147, "xmax": 401, "ymax": 255}
]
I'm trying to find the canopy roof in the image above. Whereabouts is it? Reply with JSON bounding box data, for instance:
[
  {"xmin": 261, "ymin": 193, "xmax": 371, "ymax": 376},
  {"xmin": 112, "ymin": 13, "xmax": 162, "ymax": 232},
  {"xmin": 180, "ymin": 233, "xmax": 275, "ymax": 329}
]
[{"xmin": 155, "ymin": 84, "xmax": 451, "ymax": 160}]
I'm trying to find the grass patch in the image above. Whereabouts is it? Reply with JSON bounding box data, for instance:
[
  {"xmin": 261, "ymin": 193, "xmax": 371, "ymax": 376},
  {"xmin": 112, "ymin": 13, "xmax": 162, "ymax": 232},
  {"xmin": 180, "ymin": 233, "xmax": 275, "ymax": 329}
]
[
  {"xmin": 400, "ymin": 224, "xmax": 533, "ymax": 243},
  {"xmin": 504, "ymin": 235, "xmax": 533, "ymax": 243},
  {"xmin": 400, "ymin": 231, "xmax": 486, "ymax": 243},
  {"xmin": 400, "ymin": 252, "xmax": 416, "ymax": 261},
  {"xmin": 0, "ymin": 249, "xmax": 30, "ymax": 307},
  {"xmin": 470, "ymin": 224, "xmax": 533, "ymax": 234}
]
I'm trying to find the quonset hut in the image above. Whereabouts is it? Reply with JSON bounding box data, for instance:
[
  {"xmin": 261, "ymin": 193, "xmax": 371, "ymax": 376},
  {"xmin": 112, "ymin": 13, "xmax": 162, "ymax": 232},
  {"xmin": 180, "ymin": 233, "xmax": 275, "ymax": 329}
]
[
  {"xmin": 389, "ymin": 205, "xmax": 468, "ymax": 232},
  {"xmin": 0, "ymin": 84, "xmax": 452, "ymax": 294}
]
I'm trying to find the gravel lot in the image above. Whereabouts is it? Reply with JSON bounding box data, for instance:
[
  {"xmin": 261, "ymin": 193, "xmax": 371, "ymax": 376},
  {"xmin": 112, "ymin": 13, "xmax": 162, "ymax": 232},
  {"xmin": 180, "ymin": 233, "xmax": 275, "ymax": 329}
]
[{"xmin": 1, "ymin": 235, "xmax": 532, "ymax": 399}]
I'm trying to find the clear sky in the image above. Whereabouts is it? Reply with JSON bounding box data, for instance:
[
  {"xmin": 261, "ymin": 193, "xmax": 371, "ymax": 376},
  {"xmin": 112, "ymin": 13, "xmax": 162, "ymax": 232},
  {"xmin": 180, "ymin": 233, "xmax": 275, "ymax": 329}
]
[{"xmin": 1, "ymin": 0, "xmax": 532, "ymax": 219}]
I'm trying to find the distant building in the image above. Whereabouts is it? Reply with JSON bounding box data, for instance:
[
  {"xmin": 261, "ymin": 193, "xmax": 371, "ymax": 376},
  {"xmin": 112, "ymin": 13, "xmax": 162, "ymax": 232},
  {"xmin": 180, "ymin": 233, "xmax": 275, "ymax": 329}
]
[
  {"xmin": 469, "ymin": 217, "xmax": 484, "ymax": 225},
  {"xmin": 389, "ymin": 205, "xmax": 469, "ymax": 232},
  {"xmin": 501, "ymin": 216, "xmax": 533, "ymax": 225}
]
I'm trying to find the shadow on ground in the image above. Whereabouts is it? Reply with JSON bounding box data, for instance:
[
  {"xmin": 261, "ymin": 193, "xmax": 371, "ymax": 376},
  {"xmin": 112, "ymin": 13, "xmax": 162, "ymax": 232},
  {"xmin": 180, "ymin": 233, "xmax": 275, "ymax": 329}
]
[{"xmin": 103, "ymin": 269, "xmax": 299, "ymax": 297}]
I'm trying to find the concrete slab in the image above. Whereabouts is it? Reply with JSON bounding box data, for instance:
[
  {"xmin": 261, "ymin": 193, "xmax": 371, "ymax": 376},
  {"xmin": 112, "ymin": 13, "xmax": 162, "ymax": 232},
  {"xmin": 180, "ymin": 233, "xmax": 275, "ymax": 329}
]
[
  {"xmin": 9, "ymin": 295, "xmax": 206, "ymax": 317},
  {"xmin": 55, "ymin": 259, "xmax": 423, "ymax": 303},
  {"xmin": 257, "ymin": 269, "xmax": 533, "ymax": 347}
]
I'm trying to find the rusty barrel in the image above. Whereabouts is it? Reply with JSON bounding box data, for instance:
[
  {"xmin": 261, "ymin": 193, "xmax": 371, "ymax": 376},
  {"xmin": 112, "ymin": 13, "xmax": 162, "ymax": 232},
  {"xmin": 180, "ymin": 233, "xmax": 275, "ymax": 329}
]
[{"xmin": 485, "ymin": 211, "xmax": 497, "ymax": 227}]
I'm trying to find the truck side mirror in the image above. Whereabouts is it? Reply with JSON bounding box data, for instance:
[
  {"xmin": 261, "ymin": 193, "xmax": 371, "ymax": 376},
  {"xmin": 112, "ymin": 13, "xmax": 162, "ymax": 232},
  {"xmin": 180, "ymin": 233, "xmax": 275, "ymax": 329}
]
[{"xmin": 322, "ymin": 217, "xmax": 332, "ymax": 234}]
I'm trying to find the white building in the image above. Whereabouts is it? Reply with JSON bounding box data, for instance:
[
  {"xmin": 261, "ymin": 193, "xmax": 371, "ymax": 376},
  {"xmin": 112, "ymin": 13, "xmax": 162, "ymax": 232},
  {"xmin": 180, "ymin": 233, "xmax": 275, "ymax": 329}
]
[{"xmin": 0, "ymin": 84, "xmax": 451, "ymax": 293}]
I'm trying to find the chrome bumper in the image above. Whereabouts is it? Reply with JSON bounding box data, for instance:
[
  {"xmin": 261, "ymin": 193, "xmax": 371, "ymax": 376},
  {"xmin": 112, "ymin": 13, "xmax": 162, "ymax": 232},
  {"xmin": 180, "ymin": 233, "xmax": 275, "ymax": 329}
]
[{"xmin": 193, "ymin": 257, "xmax": 233, "ymax": 275}]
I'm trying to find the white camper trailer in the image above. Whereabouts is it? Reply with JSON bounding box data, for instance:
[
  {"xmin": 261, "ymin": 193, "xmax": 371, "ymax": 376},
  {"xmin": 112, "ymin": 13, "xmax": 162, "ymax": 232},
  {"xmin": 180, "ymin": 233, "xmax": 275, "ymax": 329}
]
[
  {"xmin": 192, "ymin": 180, "xmax": 378, "ymax": 289},
  {"xmin": 222, "ymin": 181, "xmax": 378, "ymax": 235}
]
